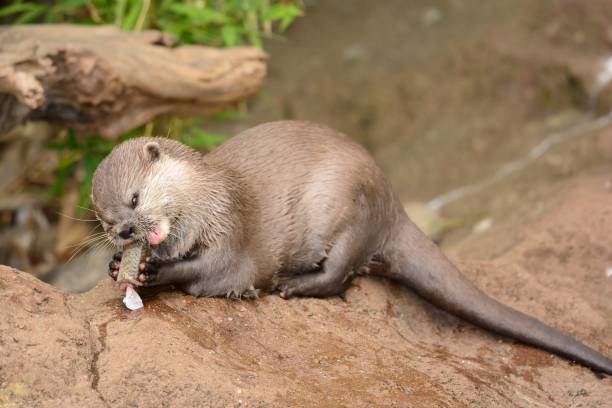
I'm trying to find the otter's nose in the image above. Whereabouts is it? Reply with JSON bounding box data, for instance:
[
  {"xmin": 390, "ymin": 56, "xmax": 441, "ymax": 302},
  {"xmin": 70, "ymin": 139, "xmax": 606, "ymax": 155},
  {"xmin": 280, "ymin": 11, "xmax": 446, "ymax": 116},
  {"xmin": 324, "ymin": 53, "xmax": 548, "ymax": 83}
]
[{"xmin": 118, "ymin": 225, "xmax": 135, "ymax": 239}]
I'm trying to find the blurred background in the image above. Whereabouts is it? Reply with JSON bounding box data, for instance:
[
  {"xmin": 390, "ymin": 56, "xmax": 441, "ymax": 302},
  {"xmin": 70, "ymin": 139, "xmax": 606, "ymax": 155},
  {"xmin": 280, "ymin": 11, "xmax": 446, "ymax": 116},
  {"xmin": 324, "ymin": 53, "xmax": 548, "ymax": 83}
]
[{"xmin": 2, "ymin": 0, "xmax": 612, "ymax": 293}]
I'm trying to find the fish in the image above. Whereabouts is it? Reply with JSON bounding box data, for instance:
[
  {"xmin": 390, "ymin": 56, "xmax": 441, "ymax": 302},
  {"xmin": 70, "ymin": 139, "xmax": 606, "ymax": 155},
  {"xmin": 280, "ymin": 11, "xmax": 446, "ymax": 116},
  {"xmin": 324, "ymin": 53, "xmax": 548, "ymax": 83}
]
[
  {"xmin": 117, "ymin": 243, "xmax": 145, "ymax": 310},
  {"xmin": 117, "ymin": 243, "xmax": 144, "ymax": 284}
]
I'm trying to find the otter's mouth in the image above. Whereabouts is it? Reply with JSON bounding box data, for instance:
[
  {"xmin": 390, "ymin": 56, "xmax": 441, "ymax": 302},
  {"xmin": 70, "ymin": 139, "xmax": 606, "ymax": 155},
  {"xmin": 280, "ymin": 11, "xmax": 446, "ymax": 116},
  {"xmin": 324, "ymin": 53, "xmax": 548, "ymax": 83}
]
[
  {"xmin": 111, "ymin": 219, "xmax": 170, "ymax": 248},
  {"xmin": 146, "ymin": 218, "xmax": 170, "ymax": 246},
  {"xmin": 147, "ymin": 225, "xmax": 165, "ymax": 245}
]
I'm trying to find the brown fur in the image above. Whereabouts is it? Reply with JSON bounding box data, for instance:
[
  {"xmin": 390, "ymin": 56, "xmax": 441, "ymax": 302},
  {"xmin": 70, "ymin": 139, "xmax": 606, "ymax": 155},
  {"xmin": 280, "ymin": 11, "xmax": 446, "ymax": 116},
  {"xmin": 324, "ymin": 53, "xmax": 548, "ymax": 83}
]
[{"xmin": 92, "ymin": 120, "xmax": 612, "ymax": 374}]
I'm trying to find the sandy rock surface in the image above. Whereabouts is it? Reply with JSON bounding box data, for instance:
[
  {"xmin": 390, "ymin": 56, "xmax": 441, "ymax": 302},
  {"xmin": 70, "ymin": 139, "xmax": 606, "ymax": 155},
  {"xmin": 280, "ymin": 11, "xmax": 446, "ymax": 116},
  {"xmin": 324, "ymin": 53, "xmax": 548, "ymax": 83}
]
[{"xmin": 1, "ymin": 175, "xmax": 611, "ymax": 408}]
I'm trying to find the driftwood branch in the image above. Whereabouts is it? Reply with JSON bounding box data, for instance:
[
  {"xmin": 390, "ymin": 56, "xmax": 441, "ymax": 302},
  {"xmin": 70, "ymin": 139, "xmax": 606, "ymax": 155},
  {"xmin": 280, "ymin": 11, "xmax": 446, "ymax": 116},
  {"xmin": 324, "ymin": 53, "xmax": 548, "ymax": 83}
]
[{"xmin": 0, "ymin": 24, "xmax": 267, "ymax": 138}]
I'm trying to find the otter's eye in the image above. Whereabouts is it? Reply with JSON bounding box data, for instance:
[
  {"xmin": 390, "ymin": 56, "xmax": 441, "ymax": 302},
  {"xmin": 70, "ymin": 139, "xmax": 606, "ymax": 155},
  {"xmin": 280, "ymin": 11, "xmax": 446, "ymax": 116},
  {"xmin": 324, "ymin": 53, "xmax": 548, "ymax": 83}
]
[{"xmin": 131, "ymin": 192, "xmax": 139, "ymax": 209}]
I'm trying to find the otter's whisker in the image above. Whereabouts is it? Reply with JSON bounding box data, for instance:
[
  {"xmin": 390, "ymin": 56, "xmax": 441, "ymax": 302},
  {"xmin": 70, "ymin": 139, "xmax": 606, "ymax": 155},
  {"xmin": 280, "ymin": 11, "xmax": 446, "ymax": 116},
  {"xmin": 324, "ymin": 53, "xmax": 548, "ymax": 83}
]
[{"xmin": 57, "ymin": 212, "xmax": 99, "ymax": 222}]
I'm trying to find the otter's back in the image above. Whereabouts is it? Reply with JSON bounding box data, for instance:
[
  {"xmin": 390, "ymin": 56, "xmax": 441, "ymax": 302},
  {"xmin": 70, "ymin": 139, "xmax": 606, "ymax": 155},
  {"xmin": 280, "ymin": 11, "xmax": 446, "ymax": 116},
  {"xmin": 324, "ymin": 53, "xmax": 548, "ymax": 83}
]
[{"xmin": 205, "ymin": 120, "xmax": 396, "ymax": 270}]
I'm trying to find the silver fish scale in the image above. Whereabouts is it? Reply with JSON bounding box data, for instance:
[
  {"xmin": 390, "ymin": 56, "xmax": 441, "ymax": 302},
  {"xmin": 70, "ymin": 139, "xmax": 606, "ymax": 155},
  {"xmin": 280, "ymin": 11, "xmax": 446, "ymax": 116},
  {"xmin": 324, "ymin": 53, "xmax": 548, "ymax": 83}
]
[{"xmin": 117, "ymin": 243, "xmax": 144, "ymax": 282}]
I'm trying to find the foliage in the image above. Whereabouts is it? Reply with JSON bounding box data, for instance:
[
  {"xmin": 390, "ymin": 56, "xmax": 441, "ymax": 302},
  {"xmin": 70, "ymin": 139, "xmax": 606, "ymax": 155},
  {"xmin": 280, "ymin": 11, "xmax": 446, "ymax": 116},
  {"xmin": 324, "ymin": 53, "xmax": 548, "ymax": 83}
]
[
  {"xmin": 1, "ymin": 0, "xmax": 303, "ymax": 210},
  {"xmin": 0, "ymin": 0, "xmax": 303, "ymax": 47},
  {"xmin": 47, "ymin": 131, "xmax": 121, "ymax": 210}
]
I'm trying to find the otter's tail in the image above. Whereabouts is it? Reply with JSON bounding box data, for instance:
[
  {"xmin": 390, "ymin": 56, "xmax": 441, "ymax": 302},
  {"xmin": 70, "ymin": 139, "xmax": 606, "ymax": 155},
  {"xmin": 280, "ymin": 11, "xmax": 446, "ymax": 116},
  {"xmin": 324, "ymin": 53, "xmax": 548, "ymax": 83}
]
[{"xmin": 375, "ymin": 214, "xmax": 612, "ymax": 375}]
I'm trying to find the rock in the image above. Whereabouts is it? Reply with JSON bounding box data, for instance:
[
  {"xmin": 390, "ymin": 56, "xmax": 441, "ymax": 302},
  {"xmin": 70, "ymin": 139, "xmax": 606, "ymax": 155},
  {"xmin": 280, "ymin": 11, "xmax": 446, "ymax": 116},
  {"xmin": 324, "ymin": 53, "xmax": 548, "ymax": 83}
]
[
  {"xmin": 342, "ymin": 44, "xmax": 365, "ymax": 62},
  {"xmin": 422, "ymin": 7, "xmax": 442, "ymax": 26},
  {"xmin": 472, "ymin": 217, "xmax": 493, "ymax": 234},
  {"xmin": 1, "ymin": 175, "xmax": 611, "ymax": 407}
]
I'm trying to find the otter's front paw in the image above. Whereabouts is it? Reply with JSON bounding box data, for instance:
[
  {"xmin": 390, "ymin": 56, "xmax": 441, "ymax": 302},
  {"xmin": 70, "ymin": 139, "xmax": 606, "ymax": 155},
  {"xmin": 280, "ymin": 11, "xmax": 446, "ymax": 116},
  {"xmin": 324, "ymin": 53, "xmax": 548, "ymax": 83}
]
[
  {"xmin": 108, "ymin": 252, "xmax": 122, "ymax": 281},
  {"xmin": 137, "ymin": 257, "xmax": 161, "ymax": 286}
]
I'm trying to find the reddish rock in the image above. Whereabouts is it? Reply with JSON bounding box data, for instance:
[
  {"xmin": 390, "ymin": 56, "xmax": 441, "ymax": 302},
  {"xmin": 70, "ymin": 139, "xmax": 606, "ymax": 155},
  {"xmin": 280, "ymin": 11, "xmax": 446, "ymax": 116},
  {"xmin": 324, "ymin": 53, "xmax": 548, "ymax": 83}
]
[{"xmin": 1, "ymin": 175, "xmax": 611, "ymax": 407}]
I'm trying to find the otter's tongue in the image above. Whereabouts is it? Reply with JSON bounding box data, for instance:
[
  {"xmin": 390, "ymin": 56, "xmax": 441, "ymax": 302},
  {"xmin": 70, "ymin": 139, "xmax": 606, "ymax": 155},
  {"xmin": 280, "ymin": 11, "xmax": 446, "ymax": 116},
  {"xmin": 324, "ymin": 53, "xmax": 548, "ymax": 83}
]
[{"xmin": 147, "ymin": 225, "xmax": 164, "ymax": 245}]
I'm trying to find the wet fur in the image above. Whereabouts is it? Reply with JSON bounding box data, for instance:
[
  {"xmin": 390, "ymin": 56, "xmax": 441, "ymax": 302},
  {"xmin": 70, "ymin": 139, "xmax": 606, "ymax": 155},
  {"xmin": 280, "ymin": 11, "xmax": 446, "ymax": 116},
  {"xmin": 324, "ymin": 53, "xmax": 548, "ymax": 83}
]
[{"xmin": 92, "ymin": 120, "xmax": 612, "ymax": 374}]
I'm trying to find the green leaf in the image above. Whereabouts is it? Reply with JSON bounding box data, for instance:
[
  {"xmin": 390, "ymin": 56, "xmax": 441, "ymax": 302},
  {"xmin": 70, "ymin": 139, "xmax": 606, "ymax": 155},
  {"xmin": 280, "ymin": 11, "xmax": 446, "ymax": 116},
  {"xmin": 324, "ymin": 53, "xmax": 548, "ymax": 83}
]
[
  {"xmin": 0, "ymin": 2, "xmax": 39, "ymax": 18},
  {"xmin": 209, "ymin": 109, "xmax": 244, "ymax": 121},
  {"xmin": 221, "ymin": 25, "xmax": 240, "ymax": 47},
  {"xmin": 0, "ymin": 1, "xmax": 32, "ymax": 17},
  {"xmin": 49, "ymin": 165, "xmax": 72, "ymax": 197},
  {"xmin": 121, "ymin": 0, "xmax": 142, "ymax": 30},
  {"xmin": 157, "ymin": 20, "xmax": 188, "ymax": 41},
  {"xmin": 57, "ymin": 153, "xmax": 81, "ymax": 170},
  {"xmin": 263, "ymin": 4, "xmax": 303, "ymax": 23},
  {"xmin": 51, "ymin": 0, "xmax": 89, "ymax": 14},
  {"xmin": 83, "ymin": 135, "xmax": 116, "ymax": 155},
  {"xmin": 49, "ymin": 155, "xmax": 79, "ymax": 197},
  {"xmin": 114, "ymin": 0, "xmax": 127, "ymax": 26},
  {"xmin": 169, "ymin": 4, "xmax": 229, "ymax": 24},
  {"xmin": 182, "ymin": 129, "xmax": 227, "ymax": 149},
  {"xmin": 46, "ymin": 142, "xmax": 70, "ymax": 150},
  {"xmin": 13, "ymin": 6, "xmax": 46, "ymax": 24}
]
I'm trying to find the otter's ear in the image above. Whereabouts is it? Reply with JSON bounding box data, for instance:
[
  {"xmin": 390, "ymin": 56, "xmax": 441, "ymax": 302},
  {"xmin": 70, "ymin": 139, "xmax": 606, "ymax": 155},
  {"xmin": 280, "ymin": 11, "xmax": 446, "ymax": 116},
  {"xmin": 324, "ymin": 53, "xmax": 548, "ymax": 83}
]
[{"xmin": 144, "ymin": 141, "xmax": 161, "ymax": 161}]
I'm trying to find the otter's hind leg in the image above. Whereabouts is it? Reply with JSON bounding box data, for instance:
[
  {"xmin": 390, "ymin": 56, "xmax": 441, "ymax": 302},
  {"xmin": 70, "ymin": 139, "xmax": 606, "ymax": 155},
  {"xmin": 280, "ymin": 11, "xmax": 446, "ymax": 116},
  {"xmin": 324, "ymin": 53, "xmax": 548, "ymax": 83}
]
[{"xmin": 278, "ymin": 228, "xmax": 366, "ymax": 298}]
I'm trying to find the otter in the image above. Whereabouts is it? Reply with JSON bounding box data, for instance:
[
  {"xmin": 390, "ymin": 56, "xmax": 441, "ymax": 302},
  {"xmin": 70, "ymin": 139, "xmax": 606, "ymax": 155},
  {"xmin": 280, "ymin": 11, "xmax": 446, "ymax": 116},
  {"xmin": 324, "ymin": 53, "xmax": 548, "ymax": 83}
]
[{"xmin": 92, "ymin": 120, "xmax": 612, "ymax": 375}]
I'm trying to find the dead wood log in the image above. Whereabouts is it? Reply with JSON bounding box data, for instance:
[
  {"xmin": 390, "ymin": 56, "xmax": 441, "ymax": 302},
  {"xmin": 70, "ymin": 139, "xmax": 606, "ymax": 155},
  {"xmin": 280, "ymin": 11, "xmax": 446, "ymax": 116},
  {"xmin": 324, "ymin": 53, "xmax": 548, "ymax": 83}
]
[{"xmin": 0, "ymin": 24, "xmax": 267, "ymax": 138}]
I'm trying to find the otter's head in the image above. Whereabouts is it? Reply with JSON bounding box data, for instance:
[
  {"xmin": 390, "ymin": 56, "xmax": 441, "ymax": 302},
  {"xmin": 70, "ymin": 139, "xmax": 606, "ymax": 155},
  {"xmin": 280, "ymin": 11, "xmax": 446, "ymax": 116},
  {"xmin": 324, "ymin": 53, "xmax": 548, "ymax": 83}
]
[{"xmin": 92, "ymin": 137, "xmax": 198, "ymax": 249}]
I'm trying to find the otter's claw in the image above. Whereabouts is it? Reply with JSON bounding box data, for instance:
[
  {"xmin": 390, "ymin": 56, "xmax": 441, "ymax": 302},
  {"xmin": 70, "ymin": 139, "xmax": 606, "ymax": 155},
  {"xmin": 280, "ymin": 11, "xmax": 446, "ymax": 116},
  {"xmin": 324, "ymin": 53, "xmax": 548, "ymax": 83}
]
[
  {"xmin": 277, "ymin": 284, "xmax": 297, "ymax": 299},
  {"xmin": 137, "ymin": 256, "xmax": 161, "ymax": 286},
  {"xmin": 108, "ymin": 251, "xmax": 122, "ymax": 281}
]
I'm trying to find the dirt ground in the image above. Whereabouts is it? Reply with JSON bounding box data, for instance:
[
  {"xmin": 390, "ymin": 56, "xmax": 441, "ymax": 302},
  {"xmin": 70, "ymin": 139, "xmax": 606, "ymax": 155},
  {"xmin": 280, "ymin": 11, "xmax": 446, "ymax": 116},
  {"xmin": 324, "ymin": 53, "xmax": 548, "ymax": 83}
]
[{"xmin": 1, "ymin": 171, "xmax": 611, "ymax": 407}]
